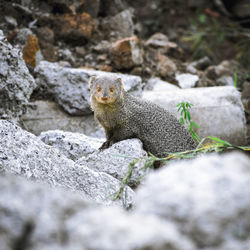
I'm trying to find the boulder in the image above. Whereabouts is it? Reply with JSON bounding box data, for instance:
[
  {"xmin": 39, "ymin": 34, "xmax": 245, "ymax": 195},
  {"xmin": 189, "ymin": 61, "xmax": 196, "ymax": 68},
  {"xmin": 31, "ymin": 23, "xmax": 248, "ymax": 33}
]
[
  {"xmin": 186, "ymin": 56, "xmax": 211, "ymax": 74},
  {"xmin": 39, "ymin": 130, "xmax": 104, "ymax": 161},
  {"xmin": 144, "ymin": 77, "xmax": 179, "ymax": 91},
  {"xmin": 21, "ymin": 100, "xmax": 104, "ymax": 137},
  {"xmin": 145, "ymin": 33, "xmax": 169, "ymax": 48},
  {"xmin": 175, "ymin": 73, "xmax": 199, "ymax": 88},
  {"xmin": 156, "ymin": 54, "xmax": 177, "ymax": 78},
  {"xmin": 136, "ymin": 152, "xmax": 250, "ymax": 248},
  {"xmin": 35, "ymin": 61, "xmax": 142, "ymax": 115},
  {"xmin": 111, "ymin": 36, "xmax": 143, "ymax": 70},
  {"xmin": 100, "ymin": 9, "xmax": 134, "ymax": 39},
  {"xmin": 0, "ymin": 120, "xmax": 133, "ymax": 207},
  {"xmin": 0, "ymin": 30, "xmax": 36, "ymax": 121},
  {"xmin": 53, "ymin": 13, "xmax": 94, "ymax": 43},
  {"xmin": 0, "ymin": 173, "xmax": 194, "ymax": 250},
  {"xmin": 142, "ymin": 86, "xmax": 247, "ymax": 145},
  {"xmin": 77, "ymin": 139, "xmax": 149, "ymax": 188}
]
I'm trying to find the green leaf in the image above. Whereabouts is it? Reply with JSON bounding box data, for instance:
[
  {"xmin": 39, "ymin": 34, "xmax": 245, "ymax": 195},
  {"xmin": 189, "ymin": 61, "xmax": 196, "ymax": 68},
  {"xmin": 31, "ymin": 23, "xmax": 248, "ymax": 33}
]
[
  {"xmin": 184, "ymin": 111, "xmax": 187, "ymax": 120},
  {"xmin": 191, "ymin": 121, "xmax": 199, "ymax": 128},
  {"xmin": 180, "ymin": 117, "xmax": 185, "ymax": 125},
  {"xmin": 207, "ymin": 136, "xmax": 232, "ymax": 147},
  {"xmin": 187, "ymin": 111, "xmax": 191, "ymax": 121}
]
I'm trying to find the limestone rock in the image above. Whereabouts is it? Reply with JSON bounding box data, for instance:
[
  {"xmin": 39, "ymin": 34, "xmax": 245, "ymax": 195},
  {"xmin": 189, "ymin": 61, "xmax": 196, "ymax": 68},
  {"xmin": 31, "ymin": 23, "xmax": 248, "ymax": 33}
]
[
  {"xmin": 205, "ymin": 60, "xmax": 242, "ymax": 87},
  {"xmin": 136, "ymin": 152, "xmax": 250, "ymax": 248},
  {"xmin": 145, "ymin": 33, "xmax": 169, "ymax": 48},
  {"xmin": 175, "ymin": 73, "xmax": 199, "ymax": 88},
  {"xmin": 156, "ymin": 54, "xmax": 177, "ymax": 78},
  {"xmin": 101, "ymin": 9, "xmax": 134, "ymax": 39},
  {"xmin": 22, "ymin": 34, "xmax": 42, "ymax": 68},
  {"xmin": 39, "ymin": 130, "xmax": 104, "ymax": 161},
  {"xmin": 216, "ymin": 75, "xmax": 234, "ymax": 86},
  {"xmin": 77, "ymin": 139, "xmax": 149, "ymax": 188},
  {"xmin": 187, "ymin": 56, "xmax": 211, "ymax": 73},
  {"xmin": 0, "ymin": 30, "xmax": 36, "ymax": 121},
  {"xmin": 53, "ymin": 13, "xmax": 94, "ymax": 43},
  {"xmin": 242, "ymin": 81, "xmax": 250, "ymax": 111},
  {"xmin": 142, "ymin": 86, "xmax": 247, "ymax": 145},
  {"xmin": 0, "ymin": 120, "xmax": 134, "ymax": 207},
  {"xmin": 111, "ymin": 36, "xmax": 143, "ymax": 70},
  {"xmin": 21, "ymin": 101, "xmax": 104, "ymax": 137},
  {"xmin": 144, "ymin": 77, "xmax": 179, "ymax": 91},
  {"xmin": 35, "ymin": 61, "xmax": 142, "ymax": 115},
  {"xmin": 0, "ymin": 173, "xmax": 194, "ymax": 250}
]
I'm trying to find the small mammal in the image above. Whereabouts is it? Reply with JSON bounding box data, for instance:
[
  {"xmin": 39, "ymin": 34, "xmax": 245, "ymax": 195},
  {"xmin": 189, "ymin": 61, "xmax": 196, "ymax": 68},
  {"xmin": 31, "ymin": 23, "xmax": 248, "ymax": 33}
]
[{"xmin": 89, "ymin": 75, "xmax": 197, "ymax": 157}]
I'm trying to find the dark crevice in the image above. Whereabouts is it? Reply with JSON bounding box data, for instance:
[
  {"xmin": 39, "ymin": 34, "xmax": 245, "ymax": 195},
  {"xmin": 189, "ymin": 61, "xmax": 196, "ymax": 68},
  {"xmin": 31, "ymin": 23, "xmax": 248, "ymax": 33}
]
[{"xmin": 13, "ymin": 220, "xmax": 34, "ymax": 250}]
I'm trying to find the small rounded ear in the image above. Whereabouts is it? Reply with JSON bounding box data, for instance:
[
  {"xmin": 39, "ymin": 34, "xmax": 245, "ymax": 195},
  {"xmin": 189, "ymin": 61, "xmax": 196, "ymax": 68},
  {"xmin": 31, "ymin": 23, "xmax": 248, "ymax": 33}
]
[{"xmin": 89, "ymin": 76, "xmax": 95, "ymax": 90}]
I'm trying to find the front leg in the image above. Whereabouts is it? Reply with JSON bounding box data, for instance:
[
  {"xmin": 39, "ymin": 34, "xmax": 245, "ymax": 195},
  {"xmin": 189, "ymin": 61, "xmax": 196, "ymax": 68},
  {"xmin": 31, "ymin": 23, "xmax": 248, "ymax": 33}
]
[
  {"xmin": 99, "ymin": 126, "xmax": 135, "ymax": 150},
  {"xmin": 99, "ymin": 129, "xmax": 114, "ymax": 150}
]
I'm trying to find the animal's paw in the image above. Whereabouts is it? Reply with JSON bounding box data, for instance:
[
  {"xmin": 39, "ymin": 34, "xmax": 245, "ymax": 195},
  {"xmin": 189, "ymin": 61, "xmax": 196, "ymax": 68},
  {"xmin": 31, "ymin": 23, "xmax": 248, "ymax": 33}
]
[{"xmin": 99, "ymin": 141, "xmax": 111, "ymax": 150}]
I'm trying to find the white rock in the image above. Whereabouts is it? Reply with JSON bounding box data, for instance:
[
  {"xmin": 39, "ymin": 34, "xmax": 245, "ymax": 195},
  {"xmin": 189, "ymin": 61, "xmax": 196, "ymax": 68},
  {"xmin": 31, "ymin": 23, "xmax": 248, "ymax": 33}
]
[
  {"xmin": 35, "ymin": 61, "xmax": 142, "ymax": 115},
  {"xmin": 142, "ymin": 86, "xmax": 247, "ymax": 145},
  {"xmin": 136, "ymin": 152, "xmax": 250, "ymax": 248},
  {"xmin": 145, "ymin": 33, "xmax": 169, "ymax": 47},
  {"xmin": 216, "ymin": 75, "xmax": 234, "ymax": 86},
  {"xmin": 0, "ymin": 29, "xmax": 36, "ymax": 120},
  {"xmin": 176, "ymin": 73, "xmax": 199, "ymax": 88},
  {"xmin": 0, "ymin": 120, "xmax": 133, "ymax": 207},
  {"xmin": 66, "ymin": 206, "xmax": 194, "ymax": 250},
  {"xmin": 22, "ymin": 100, "xmax": 104, "ymax": 137},
  {"xmin": 39, "ymin": 130, "xmax": 104, "ymax": 161},
  {"xmin": 0, "ymin": 173, "xmax": 194, "ymax": 250},
  {"xmin": 144, "ymin": 77, "xmax": 179, "ymax": 91},
  {"xmin": 77, "ymin": 139, "xmax": 149, "ymax": 187}
]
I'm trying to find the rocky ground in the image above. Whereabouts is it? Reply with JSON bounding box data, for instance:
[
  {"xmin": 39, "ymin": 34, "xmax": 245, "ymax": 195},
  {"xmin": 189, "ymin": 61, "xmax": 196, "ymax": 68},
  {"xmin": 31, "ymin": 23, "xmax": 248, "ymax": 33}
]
[{"xmin": 0, "ymin": 0, "xmax": 250, "ymax": 249}]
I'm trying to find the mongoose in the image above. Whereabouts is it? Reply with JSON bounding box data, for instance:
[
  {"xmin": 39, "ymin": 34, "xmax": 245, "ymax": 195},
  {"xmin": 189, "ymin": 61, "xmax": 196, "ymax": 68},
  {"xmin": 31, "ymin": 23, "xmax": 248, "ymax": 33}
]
[{"xmin": 89, "ymin": 75, "xmax": 197, "ymax": 157}]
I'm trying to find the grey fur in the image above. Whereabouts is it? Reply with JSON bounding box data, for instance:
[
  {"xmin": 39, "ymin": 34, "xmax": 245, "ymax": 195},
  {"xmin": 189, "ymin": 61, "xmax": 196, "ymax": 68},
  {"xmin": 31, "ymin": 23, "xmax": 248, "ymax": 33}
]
[{"xmin": 90, "ymin": 76, "xmax": 197, "ymax": 156}]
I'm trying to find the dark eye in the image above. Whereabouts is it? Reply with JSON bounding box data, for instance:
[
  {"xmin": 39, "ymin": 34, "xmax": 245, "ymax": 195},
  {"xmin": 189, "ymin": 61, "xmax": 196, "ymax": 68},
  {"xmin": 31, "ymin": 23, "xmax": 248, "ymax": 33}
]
[
  {"xmin": 109, "ymin": 87, "xmax": 114, "ymax": 93},
  {"xmin": 97, "ymin": 86, "xmax": 102, "ymax": 92}
]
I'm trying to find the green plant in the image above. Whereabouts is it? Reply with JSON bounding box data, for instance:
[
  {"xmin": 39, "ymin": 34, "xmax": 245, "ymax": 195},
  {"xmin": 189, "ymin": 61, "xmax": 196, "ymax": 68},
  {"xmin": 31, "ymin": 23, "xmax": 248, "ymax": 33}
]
[
  {"xmin": 177, "ymin": 102, "xmax": 201, "ymax": 142},
  {"xmin": 234, "ymin": 68, "xmax": 238, "ymax": 88}
]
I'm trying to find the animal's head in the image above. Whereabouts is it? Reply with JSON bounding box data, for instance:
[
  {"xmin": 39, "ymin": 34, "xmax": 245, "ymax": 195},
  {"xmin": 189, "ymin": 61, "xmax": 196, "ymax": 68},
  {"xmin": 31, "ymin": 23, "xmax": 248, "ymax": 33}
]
[{"xmin": 89, "ymin": 76, "xmax": 124, "ymax": 104}]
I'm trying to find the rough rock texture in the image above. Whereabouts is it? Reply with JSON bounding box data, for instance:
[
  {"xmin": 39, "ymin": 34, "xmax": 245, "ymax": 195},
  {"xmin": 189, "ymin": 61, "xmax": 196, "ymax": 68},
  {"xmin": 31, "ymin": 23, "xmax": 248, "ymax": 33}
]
[
  {"xmin": 156, "ymin": 54, "xmax": 177, "ymax": 78},
  {"xmin": 143, "ymin": 86, "xmax": 247, "ymax": 145},
  {"xmin": 145, "ymin": 33, "xmax": 169, "ymax": 48},
  {"xmin": 22, "ymin": 34, "xmax": 42, "ymax": 68},
  {"xmin": 53, "ymin": 13, "xmax": 94, "ymax": 42},
  {"xmin": 39, "ymin": 130, "xmax": 104, "ymax": 161},
  {"xmin": 0, "ymin": 173, "xmax": 194, "ymax": 250},
  {"xmin": 101, "ymin": 9, "xmax": 134, "ymax": 40},
  {"xmin": 0, "ymin": 30, "xmax": 36, "ymax": 120},
  {"xmin": 136, "ymin": 152, "xmax": 250, "ymax": 249},
  {"xmin": 175, "ymin": 73, "xmax": 199, "ymax": 88},
  {"xmin": 0, "ymin": 120, "xmax": 133, "ymax": 207},
  {"xmin": 186, "ymin": 56, "xmax": 211, "ymax": 73},
  {"xmin": 21, "ymin": 101, "xmax": 104, "ymax": 137},
  {"xmin": 111, "ymin": 36, "xmax": 143, "ymax": 70},
  {"xmin": 35, "ymin": 61, "xmax": 142, "ymax": 115},
  {"xmin": 144, "ymin": 77, "xmax": 179, "ymax": 91},
  {"xmin": 77, "ymin": 139, "xmax": 149, "ymax": 187},
  {"xmin": 205, "ymin": 60, "xmax": 241, "ymax": 86}
]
